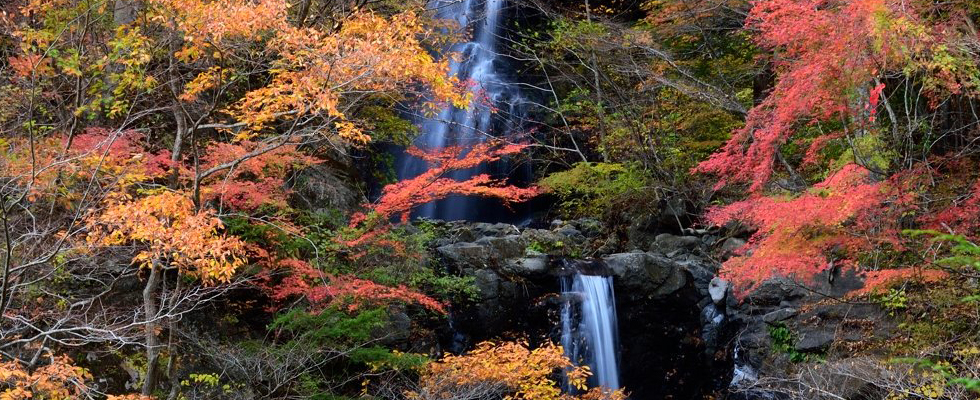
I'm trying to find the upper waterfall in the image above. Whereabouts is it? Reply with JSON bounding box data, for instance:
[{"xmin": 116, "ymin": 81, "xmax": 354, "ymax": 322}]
[{"xmin": 396, "ymin": 0, "xmax": 526, "ymax": 221}]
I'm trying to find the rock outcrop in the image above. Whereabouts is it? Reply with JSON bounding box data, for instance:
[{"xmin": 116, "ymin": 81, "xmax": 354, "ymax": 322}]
[{"xmin": 423, "ymin": 218, "xmax": 736, "ymax": 399}]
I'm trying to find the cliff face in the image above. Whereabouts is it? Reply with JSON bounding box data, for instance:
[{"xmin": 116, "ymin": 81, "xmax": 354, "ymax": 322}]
[
  {"xmin": 422, "ymin": 219, "xmax": 736, "ymax": 399},
  {"xmin": 415, "ymin": 216, "xmax": 911, "ymax": 400}
]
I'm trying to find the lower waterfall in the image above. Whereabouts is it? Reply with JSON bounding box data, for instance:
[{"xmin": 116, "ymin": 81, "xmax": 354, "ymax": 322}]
[{"xmin": 561, "ymin": 273, "xmax": 621, "ymax": 391}]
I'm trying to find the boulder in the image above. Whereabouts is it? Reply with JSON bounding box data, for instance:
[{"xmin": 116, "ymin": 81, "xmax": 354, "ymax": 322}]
[
  {"xmin": 626, "ymin": 214, "xmax": 659, "ymax": 250},
  {"xmin": 701, "ymin": 304, "xmax": 727, "ymax": 352},
  {"xmin": 708, "ymin": 277, "xmax": 729, "ymax": 305},
  {"xmin": 719, "ymin": 237, "xmax": 748, "ymax": 257},
  {"xmin": 521, "ymin": 229, "xmax": 567, "ymax": 251},
  {"xmin": 603, "ymin": 252, "xmax": 688, "ymax": 298},
  {"xmin": 595, "ymin": 233, "xmax": 621, "ymax": 255},
  {"xmin": 447, "ymin": 225, "xmax": 478, "ymax": 242},
  {"xmin": 660, "ymin": 196, "xmax": 688, "ymax": 228},
  {"xmin": 471, "ymin": 222, "xmax": 520, "ymax": 238},
  {"xmin": 472, "ymin": 269, "xmax": 501, "ymax": 300},
  {"xmin": 743, "ymin": 278, "xmax": 808, "ymax": 306},
  {"xmin": 603, "ymin": 251, "xmax": 649, "ymax": 276},
  {"xmin": 379, "ymin": 307, "xmax": 412, "ymax": 345},
  {"xmin": 795, "ymin": 329, "xmax": 835, "ymax": 352},
  {"xmin": 650, "ymin": 233, "xmax": 703, "ymax": 254},
  {"xmin": 474, "ymin": 235, "xmax": 526, "ymax": 259},
  {"xmin": 437, "ymin": 242, "xmax": 492, "ymax": 269},
  {"xmin": 762, "ymin": 308, "xmax": 798, "ymax": 324},
  {"xmin": 571, "ymin": 218, "xmax": 605, "ymax": 238},
  {"xmin": 502, "ymin": 255, "xmax": 550, "ymax": 276},
  {"xmin": 288, "ymin": 164, "xmax": 363, "ymax": 214},
  {"xmin": 554, "ymin": 225, "xmax": 585, "ymax": 243}
]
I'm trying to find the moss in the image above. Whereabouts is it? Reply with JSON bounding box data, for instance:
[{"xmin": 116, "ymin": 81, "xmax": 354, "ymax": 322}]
[
  {"xmin": 539, "ymin": 162, "xmax": 656, "ymax": 219},
  {"xmin": 767, "ymin": 324, "xmax": 823, "ymax": 363}
]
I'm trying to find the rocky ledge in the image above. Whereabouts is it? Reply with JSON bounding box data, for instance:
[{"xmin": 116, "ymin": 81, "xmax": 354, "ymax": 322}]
[
  {"xmin": 420, "ymin": 218, "xmax": 901, "ymax": 400},
  {"xmin": 424, "ymin": 219, "xmax": 738, "ymax": 399}
]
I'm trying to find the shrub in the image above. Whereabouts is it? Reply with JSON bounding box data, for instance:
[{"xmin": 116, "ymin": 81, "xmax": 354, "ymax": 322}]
[{"xmin": 540, "ymin": 162, "xmax": 656, "ymax": 219}]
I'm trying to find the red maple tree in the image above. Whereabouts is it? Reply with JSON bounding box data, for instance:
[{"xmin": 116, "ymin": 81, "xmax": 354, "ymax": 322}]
[
  {"xmin": 343, "ymin": 141, "xmax": 539, "ymax": 247},
  {"xmin": 697, "ymin": 0, "xmax": 978, "ymax": 295},
  {"xmin": 707, "ymin": 164, "xmax": 923, "ymax": 294},
  {"xmin": 264, "ymin": 258, "xmax": 446, "ymax": 314},
  {"xmin": 695, "ymin": 0, "xmax": 976, "ymax": 191}
]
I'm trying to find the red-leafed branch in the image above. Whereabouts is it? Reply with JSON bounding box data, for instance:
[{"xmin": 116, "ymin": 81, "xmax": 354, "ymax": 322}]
[{"xmin": 344, "ymin": 142, "xmax": 539, "ymax": 246}]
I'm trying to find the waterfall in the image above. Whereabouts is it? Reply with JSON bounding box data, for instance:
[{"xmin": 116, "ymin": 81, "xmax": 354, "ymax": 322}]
[
  {"xmin": 561, "ymin": 273, "xmax": 622, "ymax": 391},
  {"xmin": 396, "ymin": 0, "xmax": 526, "ymax": 221}
]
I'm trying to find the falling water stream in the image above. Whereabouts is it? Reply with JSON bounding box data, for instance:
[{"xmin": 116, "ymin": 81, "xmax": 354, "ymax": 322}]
[
  {"xmin": 400, "ymin": 0, "xmax": 626, "ymax": 388},
  {"xmin": 562, "ymin": 273, "xmax": 622, "ymax": 391},
  {"xmin": 396, "ymin": 0, "xmax": 525, "ymax": 220}
]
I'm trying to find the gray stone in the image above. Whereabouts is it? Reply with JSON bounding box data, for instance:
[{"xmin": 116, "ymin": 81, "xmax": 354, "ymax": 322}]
[
  {"xmin": 701, "ymin": 304, "xmax": 726, "ymax": 351},
  {"xmin": 702, "ymin": 234, "xmax": 719, "ymax": 247},
  {"xmin": 521, "ymin": 229, "xmax": 566, "ymax": 251},
  {"xmin": 490, "ymin": 223, "xmax": 521, "ymax": 236},
  {"xmin": 437, "ymin": 242, "xmax": 492, "ymax": 268},
  {"xmin": 762, "ymin": 308, "xmax": 798, "ymax": 324},
  {"xmin": 474, "ymin": 235, "xmax": 526, "ymax": 259},
  {"xmin": 572, "ymin": 218, "xmax": 605, "ymax": 237},
  {"xmin": 744, "ymin": 278, "xmax": 808, "ymax": 306},
  {"xmin": 661, "ymin": 197, "xmax": 687, "ymax": 226},
  {"xmin": 602, "ymin": 252, "xmax": 649, "ymax": 277},
  {"xmin": 380, "ymin": 308, "xmax": 412, "ymax": 344},
  {"xmin": 626, "ymin": 214, "xmax": 659, "ymax": 250},
  {"xmin": 554, "ymin": 225, "xmax": 585, "ymax": 242},
  {"xmin": 719, "ymin": 237, "xmax": 747, "ymax": 256},
  {"xmin": 708, "ymin": 277, "xmax": 729, "ymax": 305},
  {"xmin": 738, "ymin": 325, "xmax": 771, "ymax": 350},
  {"xmin": 681, "ymin": 260, "xmax": 715, "ymax": 295},
  {"xmin": 469, "ymin": 222, "xmax": 519, "ymax": 238},
  {"xmin": 473, "ymin": 269, "xmax": 501, "ymax": 299},
  {"xmin": 288, "ymin": 164, "xmax": 364, "ymax": 214},
  {"xmin": 795, "ymin": 329, "xmax": 835, "ymax": 352},
  {"xmin": 595, "ymin": 234, "xmax": 621, "ymax": 255},
  {"xmin": 503, "ymin": 255, "xmax": 550, "ymax": 276},
  {"xmin": 449, "ymin": 226, "xmax": 478, "ymax": 242},
  {"xmin": 603, "ymin": 252, "xmax": 688, "ymax": 298},
  {"xmin": 651, "ymin": 233, "xmax": 703, "ymax": 254},
  {"xmin": 525, "ymin": 249, "xmax": 546, "ymax": 257}
]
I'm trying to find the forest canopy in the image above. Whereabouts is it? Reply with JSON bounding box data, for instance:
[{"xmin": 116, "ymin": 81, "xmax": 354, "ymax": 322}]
[{"xmin": 1, "ymin": 0, "xmax": 979, "ymax": 398}]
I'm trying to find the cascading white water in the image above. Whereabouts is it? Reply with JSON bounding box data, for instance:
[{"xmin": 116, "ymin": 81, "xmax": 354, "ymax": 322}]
[
  {"xmin": 397, "ymin": 0, "xmax": 525, "ymax": 220},
  {"xmin": 561, "ymin": 274, "xmax": 622, "ymax": 391}
]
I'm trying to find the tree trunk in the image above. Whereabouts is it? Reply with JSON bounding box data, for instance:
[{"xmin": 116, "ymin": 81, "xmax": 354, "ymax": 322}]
[
  {"xmin": 753, "ymin": 61, "xmax": 775, "ymax": 106},
  {"xmin": 142, "ymin": 260, "xmax": 162, "ymax": 396}
]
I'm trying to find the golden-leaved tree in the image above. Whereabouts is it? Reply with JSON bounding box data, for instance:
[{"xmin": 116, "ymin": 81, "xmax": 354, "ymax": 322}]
[
  {"xmin": 410, "ymin": 340, "xmax": 626, "ymax": 400},
  {"xmin": 1, "ymin": 0, "xmax": 468, "ymax": 396}
]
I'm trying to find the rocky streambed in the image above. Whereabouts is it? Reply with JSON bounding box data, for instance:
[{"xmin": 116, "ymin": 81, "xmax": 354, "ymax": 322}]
[{"xmin": 413, "ymin": 218, "xmax": 901, "ymax": 399}]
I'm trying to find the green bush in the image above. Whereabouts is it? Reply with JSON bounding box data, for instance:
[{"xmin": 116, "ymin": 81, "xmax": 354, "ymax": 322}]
[{"xmin": 539, "ymin": 162, "xmax": 656, "ymax": 219}]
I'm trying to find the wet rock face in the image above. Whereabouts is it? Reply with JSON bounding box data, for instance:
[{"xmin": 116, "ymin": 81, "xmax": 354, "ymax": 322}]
[
  {"xmin": 729, "ymin": 270, "xmax": 898, "ymax": 394},
  {"xmin": 603, "ymin": 252, "xmax": 688, "ymax": 299},
  {"xmin": 427, "ymin": 219, "xmax": 735, "ymax": 399}
]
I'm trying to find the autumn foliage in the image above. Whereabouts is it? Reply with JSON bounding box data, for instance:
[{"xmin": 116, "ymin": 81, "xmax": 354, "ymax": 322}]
[
  {"xmin": 85, "ymin": 191, "xmax": 247, "ymax": 283},
  {"xmin": 267, "ymin": 258, "xmax": 446, "ymax": 314},
  {"xmin": 696, "ymin": 0, "xmax": 980, "ymax": 295},
  {"xmin": 0, "ymin": 356, "xmax": 91, "ymax": 400},
  {"xmin": 197, "ymin": 141, "xmax": 319, "ymax": 211},
  {"xmin": 696, "ymin": 0, "xmax": 980, "ymax": 191},
  {"xmin": 351, "ymin": 142, "xmax": 539, "ymax": 226},
  {"xmin": 706, "ymin": 164, "xmax": 884, "ymax": 292},
  {"xmin": 411, "ymin": 340, "xmax": 626, "ymax": 400},
  {"xmin": 344, "ymin": 141, "xmax": 539, "ymax": 247},
  {"xmin": 0, "ymin": 355, "xmax": 148, "ymax": 400}
]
